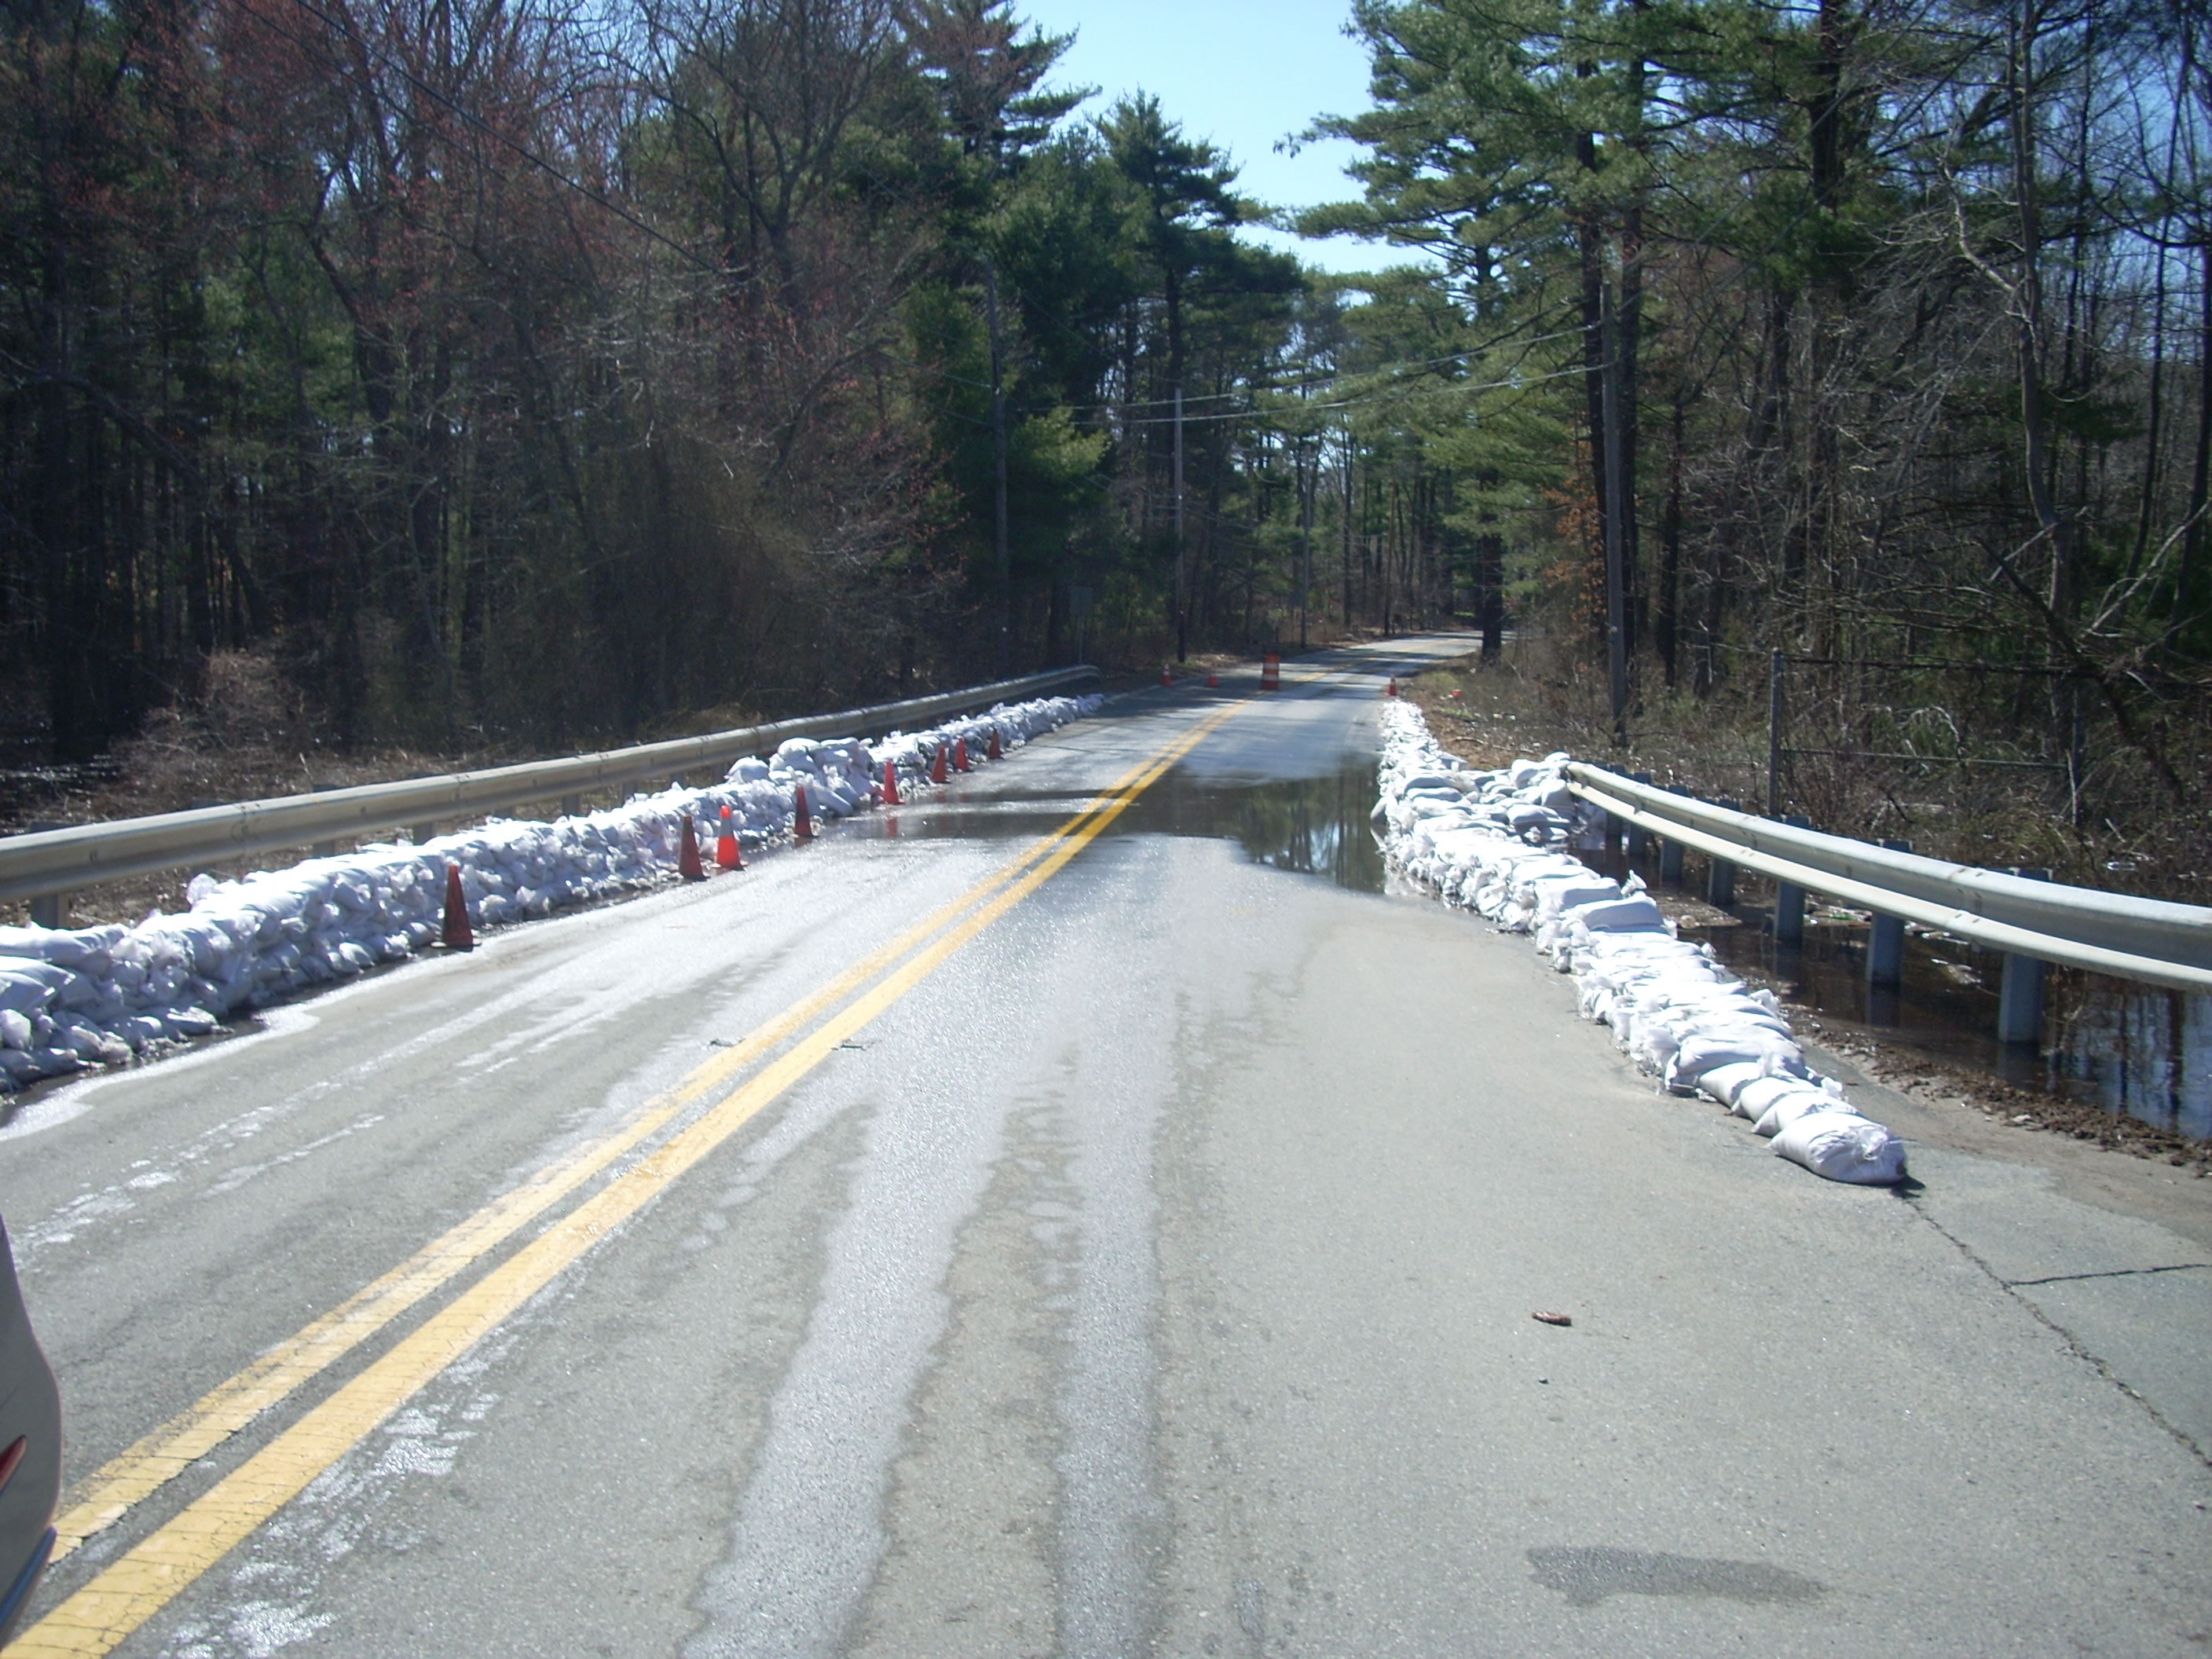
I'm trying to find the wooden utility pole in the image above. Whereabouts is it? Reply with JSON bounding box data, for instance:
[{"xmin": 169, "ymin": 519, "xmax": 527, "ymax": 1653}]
[
  {"xmin": 1600, "ymin": 284, "xmax": 1630, "ymax": 746},
  {"xmin": 1174, "ymin": 385, "xmax": 1187, "ymax": 662},
  {"xmin": 1340, "ymin": 434, "xmax": 1355, "ymax": 628},
  {"xmin": 987, "ymin": 262, "xmax": 1011, "ymax": 675},
  {"xmin": 1298, "ymin": 435, "xmax": 1314, "ymax": 650}
]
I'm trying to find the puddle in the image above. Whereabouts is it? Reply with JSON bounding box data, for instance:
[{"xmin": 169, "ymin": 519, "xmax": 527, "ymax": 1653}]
[
  {"xmin": 1122, "ymin": 761, "xmax": 1385, "ymax": 892},
  {"xmin": 1675, "ymin": 890, "xmax": 2210, "ymax": 1141},
  {"xmin": 846, "ymin": 762, "xmax": 1386, "ymax": 893}
]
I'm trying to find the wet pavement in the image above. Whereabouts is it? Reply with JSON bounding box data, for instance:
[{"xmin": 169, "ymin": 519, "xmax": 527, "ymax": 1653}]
[
  {"xmin": 856, "ymin": 757, "xmax": 1387, "ymax": 895},
  {"xmin": 2, "ymin": 637, "xmax": 2207, "ymax": 1659}
]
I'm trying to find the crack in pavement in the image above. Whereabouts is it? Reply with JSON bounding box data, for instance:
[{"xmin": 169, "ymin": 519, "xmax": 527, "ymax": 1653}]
[
  {"xmin": 2005, "ymin": 1262, "xmax": 2212, "ymax": 1289},
  {"xmin": 1902, "ymin": 1193, "xmax": 2211, "ymax": 1470}
]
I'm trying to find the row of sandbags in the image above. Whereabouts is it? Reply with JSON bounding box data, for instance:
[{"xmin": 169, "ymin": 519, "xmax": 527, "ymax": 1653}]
[
  {"xmin": 1374, "ymin": 701, "xmax": 1907, "ymax": 1185},
  {"xmin": 0, "ymin": 693, "xmax": 1103, "ymax": 1091}
]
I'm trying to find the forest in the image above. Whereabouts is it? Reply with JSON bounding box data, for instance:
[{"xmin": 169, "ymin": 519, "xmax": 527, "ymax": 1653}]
[{"xmin": 3, "ymin": 0, "xmax": 2207, "ymax": 858}]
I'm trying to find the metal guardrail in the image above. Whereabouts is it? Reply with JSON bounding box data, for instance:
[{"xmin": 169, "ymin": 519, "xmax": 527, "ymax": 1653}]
[
  {"xmin": 0, "ymin": 667, "xmax": 1101, "ymax": 906},
  {"xmin": 1566, "ymin": 764, "xmax": 2212, "ymax": 996}
]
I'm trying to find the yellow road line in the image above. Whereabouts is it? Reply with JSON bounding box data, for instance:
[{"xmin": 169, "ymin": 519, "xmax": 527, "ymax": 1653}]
[
  {"xmin": 17, "ymin": 698, "xmax": 1243, "ymax": 1658},
  {"xmin": 51, "ymin": 704, "xmax": 1215, "ymax": 1564}
]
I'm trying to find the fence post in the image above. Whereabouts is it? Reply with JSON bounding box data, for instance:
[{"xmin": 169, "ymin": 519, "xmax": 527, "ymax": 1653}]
[
  {"xmin": 1865, "ymin": 837, "xmax": 1911, "ymax": 987},
  {"xmin": 1705, "ymin": 800, "xmax": 1739, "ymax": 907},
  {"xmin": 1774, "ymin": 814, "xmax": 1811, "ymax": 946},
  {"xmin": 1767, "ymin": 649, "xmax": 1785, "ymax": 816},
  {"xmin": 1998, "ymin": 867, "xmax": 2053, "ymax": 1046}
]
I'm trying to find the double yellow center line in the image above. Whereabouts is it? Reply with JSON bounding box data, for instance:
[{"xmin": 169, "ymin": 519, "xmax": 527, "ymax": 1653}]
[{"xmin": 15, "ymin": 692, "xmax": 1250, "ymax": 1658}]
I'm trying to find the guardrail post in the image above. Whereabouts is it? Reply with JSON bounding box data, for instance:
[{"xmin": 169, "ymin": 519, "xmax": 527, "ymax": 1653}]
[
  {"xmin": 1626, "ymin": 773, "xmax": 1651, "ymax": 859},
  {"xmin": 311, "ymin": 782, "xmax": 342, "ymax": 856},
  {"xmin": 561, "ymin": 793, "xmax": 582, "ymax": 818},
  {"xmin": 1865, "ymin": 837, "xmax": 1911, "ymax": 987},
  {"xmin": 1773, "ymin": 814, "xmax": 1811, "ymax": 946},
  {"xmin": 1659, "ymin": 811, "xmax": 1685, "ymax": 884},
  {"xmin": 23, "ymin": 822, "xmax": 65, "ymax": 927},
  {"xmin": 412, "ymin": 822, "xmax": 436, "ymax": 846},
  {"xmin": 1705, "ymin": 800, "xmax": 1740, "ymax": 907},
  {"xmin": 1998, "ymin": 867, "xmax": 2052, "ymax": 1046}
]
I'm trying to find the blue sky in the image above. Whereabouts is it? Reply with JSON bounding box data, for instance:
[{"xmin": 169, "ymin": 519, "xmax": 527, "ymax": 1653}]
[{"xmin": 1013, "ymin": 0, "xmax": 1392, "ymax": 273}]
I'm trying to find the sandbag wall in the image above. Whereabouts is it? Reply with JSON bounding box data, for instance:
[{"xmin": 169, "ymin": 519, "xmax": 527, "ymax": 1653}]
[
  {"xmin": 1374, "ymin": 701, "xmax": 1906, "ymax": 1185},
  {"xmin": 0, "ymin": 693, "xmax": 1102, "ymax": 1092}
]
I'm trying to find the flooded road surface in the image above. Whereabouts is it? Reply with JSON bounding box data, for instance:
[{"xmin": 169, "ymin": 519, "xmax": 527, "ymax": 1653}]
[
  {"xmin": 1124, "ymin": 758, "xmax": 1386, "ymax": 892},
  {"xmin": 851, "ymin": 755, "xmax": 1388, "ymax": 894},
  {"xmin": 1675, "ymin": 890, "xmax": 2211, "ymax": 1141},
  {"xmin": 8, "ymin": 642, "xmax": 2208, "ymax": 1659}
]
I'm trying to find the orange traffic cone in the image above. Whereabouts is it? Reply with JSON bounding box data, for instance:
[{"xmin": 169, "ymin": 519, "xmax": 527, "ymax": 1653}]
[
  {"xmin": 1207, "ymin": 670, "xmax": 1218, "ymax": 688},
  {"xmin": 987, "ymin": 727, "xmax": 1002, "ymax": 761},
  {"xmin": 793, "ymin": 782, "xmax": 815, "ymax": 840},
  {"xmin": 1160, "ymin": 666, "xmax": 1173, "ymax": 687},
  {"xmin": 1386, "ymin": 676, "xmax": 1398, "ymax": 697},
  {"xmin": 441, "ymin": 862, "xmax": 474, "ymax": 950},
  {"xmin": 882, "ymin": 760, "xmax": 903, "ymax": 805},
  {"xmin": 954, "ymin": 737, "xmax": 970, "ymax": 772},
  {"xmin": 678, "ymin": 814, "xmax": 706, "ymax": 881},
  {"xmin": 931, "ymin": 744, "xmax": 948, "ymax": 785},
  {"xmin": 715, "ymin": 804, "xmax": 742, "ymax": 870}
]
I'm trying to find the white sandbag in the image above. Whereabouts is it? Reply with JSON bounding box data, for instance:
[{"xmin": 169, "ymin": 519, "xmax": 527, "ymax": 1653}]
[
  {"xmin": 1752, "ymin": 1087, "xmax": 1845, "ymax": 1137},
  {"xmin": 1374, "ymin": 699, "xmax": 1906, "ymax": 1191},
  {"xmin": 1731, "ymin": 1074, "xmax": 1811, "ymax": 1122},
  {"xmin": 1695, "ymin": 1061, "xmax": 1767, "ymax": 1108},
  {"xmin": 1666, "ymin": 1028, "xmax": 1801, "ymax": 1090},
  {"xmin": 1536, "ymin": 881, "xmax": 1621, "ymax": 917},
  {"xmin": 1565, "ymin": 896, "xmax": 1668, "ymax": 934},
  {"xmin": 0, "ymin": 966, "xmax": 63, "ymax": 1016},
  {"xmin": 1771, "ymin": 1110, "xmax": 1908, "ymax": 1184},
  {"xmin": 47, "ymin": 690, "xmax": 1086, "ymax": 1069}
]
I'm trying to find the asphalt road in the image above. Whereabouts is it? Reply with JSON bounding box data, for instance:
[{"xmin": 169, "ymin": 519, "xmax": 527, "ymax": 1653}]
[{"xmin": 1, "ymin": 636, "xmax": 2207, "ymax": 1658}]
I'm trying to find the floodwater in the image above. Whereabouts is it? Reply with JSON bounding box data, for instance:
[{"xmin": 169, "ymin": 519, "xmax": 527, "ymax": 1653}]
[
  {"xmin": 1675, "ymin": 884, "xmax": 2210, "ymax": 1142},
  {"xmin": 848, "ymin": 759, "xmax": 1388, "ymax": 895},
  {"xmin": 1123, "ymin": 760, "xmax": 1386, "ymax": 892}
]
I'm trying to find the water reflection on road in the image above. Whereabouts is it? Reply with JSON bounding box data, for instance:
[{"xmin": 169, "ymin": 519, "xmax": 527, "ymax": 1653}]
[
  {"xmin": 1124, "ymin": 760, "xmax": 1385, "ymax": 893},
  {"xmin": 1686, "ymin": 907, "xmax": 2210, "ymax": 1141},
  {"xmin": 846, "ymin": 758, "xmax": 1386, "ymax": 894}
]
